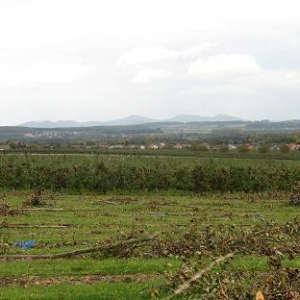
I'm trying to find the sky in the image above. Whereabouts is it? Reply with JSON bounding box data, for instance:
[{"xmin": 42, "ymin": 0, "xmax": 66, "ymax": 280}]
[{"xmin": 0, "ymin": 0, "xmax": 300, "ymax": 125}]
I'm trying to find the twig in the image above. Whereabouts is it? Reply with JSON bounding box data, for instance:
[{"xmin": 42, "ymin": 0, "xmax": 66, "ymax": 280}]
[
  {"xmin": 163, "ymin": 252, "xmax": 235, "ymax": 300},
  {"xmin": 0, "ymin": 232, "xmax": 160, "ymax": 261},
  {"xmin": 159, "ymin": 203, "xmax": 199, "ymax": 210},
  {"xmin": 267, "ymin": 289, "xmax": 300, "ymax": 297},
  {"xmin": 24, "ymin": 208, "xmax": 64, "ymax": 211},
  {"xmin": 3, "ymin": 224, "xmax": 72, "ymax": 229},
  {"xmin": 104, "ymin": 201, "xmax": 119, "ymax": 205}
]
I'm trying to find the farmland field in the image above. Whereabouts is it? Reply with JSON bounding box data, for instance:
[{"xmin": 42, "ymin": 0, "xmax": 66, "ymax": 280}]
[{"xmin": 1, "ymin": 154, "xmax": 300, "ymax": 299}]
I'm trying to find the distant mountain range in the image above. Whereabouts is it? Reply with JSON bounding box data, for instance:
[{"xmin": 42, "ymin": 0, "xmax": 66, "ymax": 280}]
[
  {"xmin": 19, "ymin": 114, "xmax": 242, "ymax": 128},
  {"xmin": 167, "ymin": 114, "xmax": 241, "ymax": 123},
  {"xmin": 2, "ymin": 119, "xmax": 300, "ymax": 143}
]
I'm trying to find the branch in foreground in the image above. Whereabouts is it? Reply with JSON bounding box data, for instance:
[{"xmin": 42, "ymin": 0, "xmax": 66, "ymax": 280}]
[
  {"xmin": 163, "ymin": 252, "xmax": 235, "ymax": 300},
  {"xmin": 0, "ymin": 232, "xmax": 160, "ymax": 261}
]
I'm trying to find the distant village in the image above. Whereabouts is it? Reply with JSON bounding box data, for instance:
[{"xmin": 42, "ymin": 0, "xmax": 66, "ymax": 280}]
[{"xmin": 1, "ymin": 139, "xmax": 300, "ymax": 153}]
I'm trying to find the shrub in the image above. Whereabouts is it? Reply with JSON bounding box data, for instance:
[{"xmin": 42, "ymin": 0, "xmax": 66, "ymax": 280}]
[
  {"xmin": 238, "ymin": 144, "xmax": 250, "ymax": 153},
  {"xmin": 258, "ymin": 143, "xmax": 270, "ymax": 153},
  {"xmin": 280, "ymin": 144, "xmax": 290, "ymax": 154},
  {"xmin": 290, "ymin": 181, "xmax": 300, "ymax": 205}
]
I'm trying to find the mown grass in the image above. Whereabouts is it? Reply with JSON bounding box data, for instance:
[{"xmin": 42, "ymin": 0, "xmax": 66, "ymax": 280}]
[
  {"xmin": 2, "ymin": 192, "xmax": 298, "ymax": 249},
  {"xmin": 2, "ymin": 255, "xmax": 300, "ymax": 278},
  {"xmin": 1, "ymin": 190, "xmax": 300, "ymax": 299},
  {"xmin": 0, "ymin": 280, "xmax": 167, "ymax": 300},
  {"xmin": 0, "ymin": 258, "xmax": 181, "ymax": 277}
]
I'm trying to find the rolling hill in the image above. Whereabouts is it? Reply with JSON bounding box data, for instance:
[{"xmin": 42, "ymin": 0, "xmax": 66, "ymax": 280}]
[{"xmin": 19, "ymin": 114, "xmax": 241, "ymax": 128}]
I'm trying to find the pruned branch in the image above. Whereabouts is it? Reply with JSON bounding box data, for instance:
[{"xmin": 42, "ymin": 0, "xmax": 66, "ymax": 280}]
[
  {"xmin": 163, "ymin": 252, "xmax": 235, "ymax": 300},
  {"xmin": 0, "ymin": 232, "xmax": 160, "ymax": 261},
  {"xmin": 1, "ymin": 223, "xmax": 72, "ymax": 229}
]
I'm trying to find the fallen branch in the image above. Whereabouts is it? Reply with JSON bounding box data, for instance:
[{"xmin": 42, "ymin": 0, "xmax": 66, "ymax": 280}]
[
  {"xmin": 136, "ymin": 223, "xmax": 257, "ymax": 228},
  {"xmin": 104, "ymin": 201, "xmax": 119, "ymax": 205},
  {"xmin": 163, "ymin": 252, "xmax": 235, "ymax": 300},
  {"xmin": 3, "ymin": 223, "xmax": 72, "ymax": 229},
  {"xmin": 23, "ymin": 208, "xmax": 99, "ymax": 212},
  {"xmin": 0, "ymin": 273, "xmax": 160, "ymax": 287},
  {"xmin": 159, "ymin": 203, "xmax": 199, "ymax": 210},
  {"xmin": 202, "ymin": 223, "xmax": 257, "ymax": 228},
  {"xmin": 0, "ymin": 232, "xmax": 160, "ymax": 261}
]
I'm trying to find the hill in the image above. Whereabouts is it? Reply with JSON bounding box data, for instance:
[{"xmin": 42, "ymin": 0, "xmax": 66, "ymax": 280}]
[
  {"xmin": 20, "ymin": 115, "xmax": 157, "ymax": 128},
  {"xmin": 166, "ymin": 114, "xmax": 242, "ymax": 122},
  {"xmin": 19, "ymin": 114, "xmax": 240, "ymax": 128},
  {"xmin": 2, "ymin": 120, "xmax": 300, "ymax": 143}
]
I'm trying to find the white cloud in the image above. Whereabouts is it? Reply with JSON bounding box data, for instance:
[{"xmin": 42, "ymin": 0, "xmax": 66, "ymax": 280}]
[
  {"xmin": 188, "ymin": 54, "xmax": 261, "ymax": 80},
  {"xmin": 183, "ymin": 44, "xmax": 219, "ymax": 57},
  {"xmin": 118, "ymin": 47, "xmax": 180, "ymax": 66},
  {"xmin": 118, "ymin": 44, "xmax": 217, "ymax": 66},
  {"xmin": 251, "ymin": 71, "xmax": 300, "ymax": 90},
  {"xmin": 269, "ymin": 71, "xmax": 300, "ymax": 87},
  {"xmin": 132, "ymin": 68, "xmax": 168, "ymax": 84},
  {"xmin": 1, "ymin": 0, "xmax": 299, "ymax": 52},
  {"xmin": 0, "ymin": 62, "xmax": 94, "ymax": 86},
  {"xmin": 0, "ymin": 1, "xmax": 300, "ymax": 124}
]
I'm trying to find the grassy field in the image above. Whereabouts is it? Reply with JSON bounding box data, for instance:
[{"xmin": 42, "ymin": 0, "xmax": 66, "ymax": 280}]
[
  {"xmin": 1, "ymin": 153, "xmax": 300, "ymax": 299},
  {"xmin": 1, "ymin": 189, "xmax": 300, "ymax": 299}
]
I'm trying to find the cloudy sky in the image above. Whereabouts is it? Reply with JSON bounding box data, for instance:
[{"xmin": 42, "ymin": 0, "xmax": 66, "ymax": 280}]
[{"xmin": 0, "ymin": 0, "xmax": 300, "ymax": 125}]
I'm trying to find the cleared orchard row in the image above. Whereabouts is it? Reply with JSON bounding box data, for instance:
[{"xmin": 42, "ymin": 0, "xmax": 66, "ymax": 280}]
[{"xmin": 1, "ymin": 190, "xmax": 300, "ymax": 299}]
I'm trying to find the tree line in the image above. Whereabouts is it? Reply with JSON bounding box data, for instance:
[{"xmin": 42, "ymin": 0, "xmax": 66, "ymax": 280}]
[{"xmin": 0, "ymin": 157, "xmax": 299, "ymax": 193}]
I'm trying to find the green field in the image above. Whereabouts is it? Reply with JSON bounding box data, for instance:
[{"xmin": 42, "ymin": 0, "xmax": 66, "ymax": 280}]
[{"xmin": 1, "ymin": 154, "xmax": 300, "ymax": 299}]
